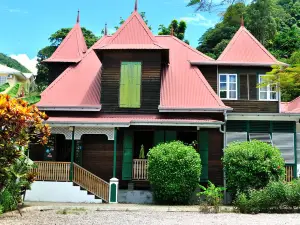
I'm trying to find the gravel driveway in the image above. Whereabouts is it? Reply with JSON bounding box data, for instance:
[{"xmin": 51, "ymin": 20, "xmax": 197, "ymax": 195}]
[{"xmin": 1, "ymin": 209, "xmax": 300, "ymax": 225}]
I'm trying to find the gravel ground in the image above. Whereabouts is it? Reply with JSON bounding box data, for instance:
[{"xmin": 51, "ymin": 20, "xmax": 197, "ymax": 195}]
[{"xmin": 1, "ymin": 209, "xmax": 300, "ymax": 225}]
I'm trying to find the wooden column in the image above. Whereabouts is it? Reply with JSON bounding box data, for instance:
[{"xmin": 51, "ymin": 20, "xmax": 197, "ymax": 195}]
[{"xmin": 69, "ymin": 126, "xmax": 75, "ymax": 181}]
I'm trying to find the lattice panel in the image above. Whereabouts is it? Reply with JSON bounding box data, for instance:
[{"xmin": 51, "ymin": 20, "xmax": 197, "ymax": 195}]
[
  {"xmin": 272, "ymin": 133, "xmax": 294, "ymax": 164},
  {"xmin": 74, "ymin": 127, "xmax": 114, "ymax": 140},
  {"xmin": 51, "ymin": 127, "xmax": 72, "ymax": 140}
]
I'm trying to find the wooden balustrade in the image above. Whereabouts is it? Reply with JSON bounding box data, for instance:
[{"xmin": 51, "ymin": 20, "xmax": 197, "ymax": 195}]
[
  {"xmin": 285, "ymin": 165, "xmax": 294, "ymax": 182},
  {"xmin": 132, "ymin": 159, "xmax": 148, "ymax": 180},
  {"xmin": 73, "ymin": 163, "xmax": 109, "ymax": 202},
  {"xmin": 31, "ymin": 161, "xmax": 70, "ymax": 181}
]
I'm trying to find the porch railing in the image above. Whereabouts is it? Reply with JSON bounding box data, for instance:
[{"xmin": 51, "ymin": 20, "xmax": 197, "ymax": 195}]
[
  {"xmin": 31, "ymin": 161, "xmax": 70, "ymax": 181},
  {"xmin": 285, "ymin": 165, "xmax": 294, "ymax": 182},
  {"xmin": 73, "ymin": 163, "xmax": 109, "ymax": 202},
  {"xmin": 132, "ymin": 159, "xmax": 148, "ymax": 180}
]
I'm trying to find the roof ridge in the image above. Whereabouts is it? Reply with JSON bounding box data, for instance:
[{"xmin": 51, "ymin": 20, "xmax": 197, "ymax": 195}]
[
  {"xmin": 163, "ymin": 36, "xmax": 214, "ymax": 61},
  {"xmin": 42, "ymin": 36, "xmax": 109, "ymax": 97},
  {"xmin": 217, "ymin": 26, "xmax": 242, "ymax": 60},
  {"xmin": 242, "ymin": 27, "xmax": 278, "ymax": 62},
  {"xmin": 193, "ymin": 68, "xmax": 227, "ymax": 107}
]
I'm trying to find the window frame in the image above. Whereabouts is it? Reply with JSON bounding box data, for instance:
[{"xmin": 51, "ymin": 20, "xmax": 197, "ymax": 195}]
[
  {"xmin": 218, "ymin": 73, "xmax": 238, "ymax": 100},
  {"xmin": 119, "ymin": 61, "xmax": 142, "ymax": 108},
  {"xmin": 0, "ymin": 75, "xmax": 8, "ymax": 85},
  {"xmin": 258, "ymin": 74, "xmax": 278, "ymax": 101}
]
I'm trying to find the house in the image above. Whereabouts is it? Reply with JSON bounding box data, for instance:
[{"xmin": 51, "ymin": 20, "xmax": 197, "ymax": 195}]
[
  {"xmin": 0, "ymin": 64, "xmax": 34, "ymax": 93},
  {"xmin": 25, "ymin": 1, "xmax": 300, "ymax": 204}
]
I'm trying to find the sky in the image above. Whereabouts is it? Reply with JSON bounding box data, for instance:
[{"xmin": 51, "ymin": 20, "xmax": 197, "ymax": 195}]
[{"xmin": 0, "ymin": 0, "xmax": 223, "ymax": 71}]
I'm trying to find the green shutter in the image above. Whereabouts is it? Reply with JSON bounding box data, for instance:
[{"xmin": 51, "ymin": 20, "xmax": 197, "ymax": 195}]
[
  {"xmin": 122, "ymin": 130, "xmax": 133, "ymax": 180},
  {"xmin": 119, "ymin": 62, "xmax": 141, "ymax": 108},
  {"xmin": 199, "ymin": 131, "xmax": 209, "ymax": 182},
  {"xmin": 165, "ymin": 131, "xmax": 176, "ymax": 142},
  {"xmin": 154, "ymin": 130, "xmax": 164, "ymax": 146}
]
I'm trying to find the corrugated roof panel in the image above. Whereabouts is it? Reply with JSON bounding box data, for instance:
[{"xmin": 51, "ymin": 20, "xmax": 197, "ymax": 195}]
[{"xmin": 281, "ymin": 96, "xmax": 300, "ymax": 113}]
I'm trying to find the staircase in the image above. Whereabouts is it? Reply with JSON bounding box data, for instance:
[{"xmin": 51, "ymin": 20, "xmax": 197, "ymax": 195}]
[{"xmin": 30, "ymin": 161, "xmax": 109, "ymax": 203}]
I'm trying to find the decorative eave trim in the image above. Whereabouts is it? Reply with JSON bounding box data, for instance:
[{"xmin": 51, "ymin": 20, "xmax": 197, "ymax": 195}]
[
  {"xmin": 158, "ymin": 106, "xmax": 232, "ymax": 112},
  {"xmin": 227, "ymin": 113, "xmax": 300, "ymax": 121},
  {"xmin": 46, "ymin": 121, "xmax": 130, "ymax": 128},
  {"xmin": 189, "ymin": 61, "xmax": 288, "ymax": 67},
  {"xmin": 130, "ymin": 121, "xmax": 224, "ymax": 127},
  {"xmin": 38, "ymin": 105, "xmax": 102, "ymax": 112}
]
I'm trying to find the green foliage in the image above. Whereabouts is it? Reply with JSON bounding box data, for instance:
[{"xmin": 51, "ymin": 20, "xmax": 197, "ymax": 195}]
[
  {"xmin": 235, "ymin": 180, "xmax": 300, "ymax": 213},
  {"xmin": 0, "ymin": 83, "xmax": 10, "ymax": 92},
  {"xmin": 186, "ymin": 0, "xmax": 242, "ymax": 12},
  {"xmin": 0, "ymin": 53, "xmax": 31, "ymax": 73},
  {"xmin": 222, "ymin": 141, "xmax": 285, "ymax": 197},
  {"xmin": 0, "ymin": 189, "xmax": 17, "ymax": 213},
  {"xmin": 139, "ymin": 145, "xmax": 145, "ymax": 159},
  {"xmin": 197, "ymin": 181, "xmax": 225, "ymax": 211},
  {"xmin": 7, "ymin": 84, "xmax": 20, "ymax": 97},
  {"xmin": 147, "ymin": 141, "xmax": 201, "ymax": 204},
  {"xmin": 22, "ymin": 95, "xmax": 41, "ymax": 105},
  {"xmin": 158, "ymin": 20, "xmax": 189, "ymax": 44}
]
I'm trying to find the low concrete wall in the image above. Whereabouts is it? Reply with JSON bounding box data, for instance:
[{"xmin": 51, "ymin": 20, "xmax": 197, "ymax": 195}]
[
  {"xmin": 118, "ymin": 190, "xmax": 153, "ymax": 204},
  {"xmin": 25, "ymin": 181, "xmax": 102, "ymax": 203}
]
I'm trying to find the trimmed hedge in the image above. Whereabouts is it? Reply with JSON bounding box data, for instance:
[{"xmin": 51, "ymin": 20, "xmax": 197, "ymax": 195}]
[
  {"xmin": 148, "ymin": 141, "xmax": 201, "ymax": 204},
  {"xmin": 235, "ymin": 180, "xmax": 300, "ymax": 213},
  {"xmin": 222, "ymin": 140, "xmax": 285, "ymax": 197}
]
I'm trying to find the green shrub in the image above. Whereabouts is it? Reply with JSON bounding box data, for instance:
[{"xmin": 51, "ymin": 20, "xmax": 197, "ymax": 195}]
[
  {"xmin": 147, "ymin": 141, "xmax": 201, "ymax": 204},
  {"xmin": 222, "ymin": 140, "xmax": 285, "ymax": 197},
  {"xmin": 0, "ymin": 189, "xmax": 17, "ymax": 212},
  {"xmin": 235, "ymin": 180, "xmax": 300, "ymax": 213},
  {"xmin": 197, "ymin": 181, "xmax": 225, "ymax": 212}
]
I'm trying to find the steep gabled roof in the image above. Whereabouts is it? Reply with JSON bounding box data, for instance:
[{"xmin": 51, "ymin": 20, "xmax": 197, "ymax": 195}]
[
  {"xmin": 95, "ymin": 11, "xmax": 167, "ymax": 50},
  {"xmin": 217, "ymin": 26, "xmax": 283, "ymax": 65},
  {"xmin": 44, "ymin": 15, "xmax": 87, "ymax": 63},
  {"xmin": 37, "ymin": 36, "xmax": 111, "ymax": 110},
  {"xmin": 156, "ymin": 36, "xmax": 230, "ymax": 111},
  {"xmin": 281, "ymin": 96, "xmax": 300, "ymax": 113}
]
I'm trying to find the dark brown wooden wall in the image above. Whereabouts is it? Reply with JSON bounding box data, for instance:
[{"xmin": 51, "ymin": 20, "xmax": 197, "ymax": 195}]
[
  {"xmin": 100, "ymin": 51, "xmax": 162, "ymax": 114},
  {"xmin": 199, "ymin": 65, "xmax": 279, "ymax": 113},
  {"xmin": 207, "ymin": 129, "xmax": 223, "ymax": 186},
  {"xmin": 47, "ymin": 62, "xmax": 71, "ymax": 85}
]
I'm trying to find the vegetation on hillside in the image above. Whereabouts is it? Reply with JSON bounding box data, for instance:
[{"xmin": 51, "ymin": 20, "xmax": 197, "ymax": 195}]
[{"xmin": 0, "ymin": 53, "xmax": 31, "ymax": 73}]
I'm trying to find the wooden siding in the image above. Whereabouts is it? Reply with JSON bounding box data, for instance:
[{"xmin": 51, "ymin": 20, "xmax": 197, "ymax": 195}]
[
  {"xmin": 207, "ymin": 129, "xmax": 223, "ymax": 186},
  {"xmin": 223, "ymin": 100, "xmax": 279, "ymax": 113},
  {"xmin": 100, "ymin": 51, "xmax": 161, "ymax": 114},
  {"xmin": 48, "ymin": 63, "xmax": 71, "ymax": 85}
]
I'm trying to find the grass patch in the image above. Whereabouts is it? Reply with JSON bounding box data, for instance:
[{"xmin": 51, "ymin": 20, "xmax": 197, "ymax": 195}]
[{"xmin": 56, "ymin": 207, "xmax": 87, "ymax": 215}]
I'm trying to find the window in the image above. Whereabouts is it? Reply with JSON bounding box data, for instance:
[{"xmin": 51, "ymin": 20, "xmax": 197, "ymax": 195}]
[
  {"xmin": 119, "ymin": 62, "xmax": 142, "ymax": 108},
  {"xmin": 219, "ymin": 74, "xmax": 237, "ymax": 100},
  {"xmin": 259, "ymin": 75, "xmax": 277, "ymax": 100},
  {"xmin": 0, "ymin": 76, "xmax": 7, "ymax": 85},
  {"xmin": 249, "ymin": 133, "xmax": 273, "ymax": 145}
]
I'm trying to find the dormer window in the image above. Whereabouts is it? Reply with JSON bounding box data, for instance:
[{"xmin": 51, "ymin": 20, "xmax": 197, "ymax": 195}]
[
  {"xmin": 258, "ymin": 75, "xmax": 278, "ymax": 101},
  {"xmin": 219, "ymin": 74, "xmax": 237, "ymax": 100},
  {"xmin": 119, "ymin": 62, "xmax": 142, "ymax": 108}
]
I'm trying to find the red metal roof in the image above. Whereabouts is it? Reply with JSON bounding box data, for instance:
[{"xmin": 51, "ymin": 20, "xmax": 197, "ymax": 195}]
[
  {"xmin": 94, "ymin": 11, "xmax": 167, "ymax": 50},
  {"xmin": 156, "ymin": 36, "xmax": 229, "ymax": 111},
  {"xmin": 47, "ymin": 114, "xmax": 222, "ymax": 126},
  {"xmin": 281, "ymin": 96, "xmax": 300, "ymax": 113},
  {"xmin": 37, "ymin": 36, "xmax": 111, "ymax": 109},
  {"xmin": 44, "ymin": 20, "xmax": 87, "ymax": 63},
  {"xmin": 218, "ymin": 26, "xmax": 282, "ymax": 64}
]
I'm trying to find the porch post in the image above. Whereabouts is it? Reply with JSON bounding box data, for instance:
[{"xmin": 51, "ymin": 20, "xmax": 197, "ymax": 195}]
[
  {"xmin": 69, "ymin": 126, "xmax": 75, "ymax": 181},
  {"xmin": 113, "ymin": 127, "xmax": 117, "ymax": 177},
  {"xmin": 109, "ymin": 127, "xmax": 118, "ymax": 203}
]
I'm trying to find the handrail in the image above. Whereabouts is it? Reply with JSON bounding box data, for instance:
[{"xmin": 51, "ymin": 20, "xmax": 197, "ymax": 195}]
[
  {"xmin": 31, "ymin": 161, "xmax": 70, "ymax": 182},
  {"xmin": 132, "ymin": 159, "xmax": 148, "ymax": 180},
  {"xmin": 73, "ymin": 163, "xmax": 109, "ymax": 202}
]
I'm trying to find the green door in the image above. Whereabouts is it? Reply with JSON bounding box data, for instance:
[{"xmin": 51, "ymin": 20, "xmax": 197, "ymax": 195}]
[
  {"xmin": 122, "ymin": 130, "xmax": 133, "ymax": 180},
  {"xmin": 154, "ymin": 130, "xmax": 164, "ymax": 146},
  {"xmin": 199, "ymin": 131, "xmax": 209, "ymax": 182},
  {"xmin": 165, "ymin": 131, "xmax": 177, "ymax": 142}
]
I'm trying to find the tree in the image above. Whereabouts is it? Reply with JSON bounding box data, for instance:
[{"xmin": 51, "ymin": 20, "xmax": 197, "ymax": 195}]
[
  {"xmin": 187, "ymin": 0, "xmax": 246, "ymax": 12},
  {"xmin": 36, "ymin": 28, "xmax": 99, "ymax": 87},
  {"xmin": 0, "ymin": 94, "xmax": 50, "ymax": 192},
  {"xmin": 158, "ymin": 20, "xmax": 190, "ymax": 44},
  {"xmin": 245, "ymin": 0, "xmax": 277, "ymax": 46}
]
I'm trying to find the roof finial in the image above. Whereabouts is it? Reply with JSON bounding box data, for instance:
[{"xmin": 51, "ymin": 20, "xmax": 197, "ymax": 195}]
[
  {"xmin": 104, "ymin": 23, "xmax": 108, "ymax": 35},
  {"xmin": 241, "ymin": 15, "xmax": 244, "ymax": 27},
  {"xmin": 77, "ymin": 10, "xmax": 80, "ymax": 23},
  {"xmin": 134, "ymin": 0, "xmax": 138, "ymax": 11},
  {"xmin": 170, "ymin": 27, "xmax": 174, "ymax": 36}
]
